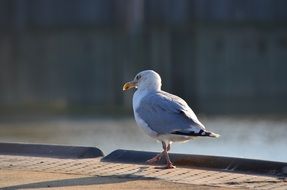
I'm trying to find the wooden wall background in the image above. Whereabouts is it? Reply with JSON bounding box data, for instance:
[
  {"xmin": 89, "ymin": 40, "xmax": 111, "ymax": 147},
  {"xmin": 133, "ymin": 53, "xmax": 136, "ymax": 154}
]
[{"xmin": 0, "ymin": 0, "xmax": 287, "ymax": 114}]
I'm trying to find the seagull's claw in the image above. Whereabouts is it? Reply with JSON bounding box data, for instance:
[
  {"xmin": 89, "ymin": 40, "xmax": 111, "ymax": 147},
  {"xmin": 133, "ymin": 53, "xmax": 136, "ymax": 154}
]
[
  {"xmin": 146, "ymin": 159, "xmax": 156, "ymax": 164},
  {"xmin": 165, "ymin": 163, "xmax": 176, "ymax": 169},
  {"xmin": 146, "ymin": 155, "xmax": 162, "ymax": 164}
]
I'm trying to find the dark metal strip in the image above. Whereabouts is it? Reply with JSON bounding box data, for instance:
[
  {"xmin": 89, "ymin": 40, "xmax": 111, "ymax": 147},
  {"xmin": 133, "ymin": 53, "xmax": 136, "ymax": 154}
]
[{"xmin": 0, "ymin": 142, "xmax": 104, "ymax": 158}]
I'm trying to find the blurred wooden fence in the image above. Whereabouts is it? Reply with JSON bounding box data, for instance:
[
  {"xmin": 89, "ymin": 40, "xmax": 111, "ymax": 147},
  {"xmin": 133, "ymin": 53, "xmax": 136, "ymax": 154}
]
[{"xmin": 0, "ymin": 0, "xmax": 287, "ymax": 114}]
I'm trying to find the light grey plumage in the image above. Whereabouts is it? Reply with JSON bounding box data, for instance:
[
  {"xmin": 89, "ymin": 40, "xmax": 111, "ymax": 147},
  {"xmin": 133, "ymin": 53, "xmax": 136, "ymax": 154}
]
[{"xmin": 136, "ymin": 91, "xmax": 205, "ymax": 135}]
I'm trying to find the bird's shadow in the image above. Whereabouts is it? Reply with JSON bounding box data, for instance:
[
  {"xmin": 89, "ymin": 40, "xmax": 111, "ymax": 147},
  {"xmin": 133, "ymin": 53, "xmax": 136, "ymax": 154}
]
[
  {"xmin": 1, "ymin": 175, "xmax": 147, "ymax": 190},
  {"xmin": 2, "ymin": 165, "xmax": 176, "ymax": 189},
  {"xmin": 135, "ymin": 165, "xmax": 173, "ymax": 171}
]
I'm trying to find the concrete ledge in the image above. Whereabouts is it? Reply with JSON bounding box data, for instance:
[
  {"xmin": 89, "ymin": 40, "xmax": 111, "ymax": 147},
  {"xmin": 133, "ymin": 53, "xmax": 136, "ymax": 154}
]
[
  {"xmin": 0, "ymin": 142, "xmax": 104, "ymax": 159},
  {"xmin": 1, "ymin": 142, "xmax": 286, "ymax": 178},
  {"xmin": 102, "ymin": 149, "xmax": 287, "ymax": 177}
]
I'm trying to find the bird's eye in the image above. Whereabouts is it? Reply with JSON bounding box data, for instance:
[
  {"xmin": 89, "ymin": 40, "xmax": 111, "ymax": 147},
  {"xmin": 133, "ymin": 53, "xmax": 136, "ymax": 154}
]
[{"xmin": 136, "ymin": 75, "xmax": 141, "ymax": 80}]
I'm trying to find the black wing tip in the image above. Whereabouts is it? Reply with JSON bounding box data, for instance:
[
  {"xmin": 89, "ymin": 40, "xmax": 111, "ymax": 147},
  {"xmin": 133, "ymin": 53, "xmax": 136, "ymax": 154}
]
[{"xmin": 171, "ymin": 129, "xmax": 220, "ymax": 138}]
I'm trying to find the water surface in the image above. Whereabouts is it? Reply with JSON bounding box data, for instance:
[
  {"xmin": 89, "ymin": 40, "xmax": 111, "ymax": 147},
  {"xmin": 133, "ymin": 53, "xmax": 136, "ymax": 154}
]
[{"xmin": 0, "ymin": 116, "xmax": 286, "ymax": 162}]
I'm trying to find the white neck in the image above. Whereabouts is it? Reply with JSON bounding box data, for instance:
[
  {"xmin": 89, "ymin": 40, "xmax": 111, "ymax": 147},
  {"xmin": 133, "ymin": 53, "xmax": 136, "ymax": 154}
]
[{"xmin": 137, "ymin": 80, "xmax": 161, "ymax": 92}]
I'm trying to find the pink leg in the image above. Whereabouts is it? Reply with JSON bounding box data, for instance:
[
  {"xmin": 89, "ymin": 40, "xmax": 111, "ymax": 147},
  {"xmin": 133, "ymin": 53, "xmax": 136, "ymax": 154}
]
[
  {"xmin": 167, "ymin": 143, "xmax": 170, "ymax": 151},
  {"xmin": 146, "ymin": 152, "xmax": 163, "ymax": 164},
  {"xmin": 146, "ymin": 142, "xmax": 170, "ymax": 164},
  {"xmin": 146, "ymin": 142, "xmax": 166, "ymax": 164},
  {"xmin": 146, "ymin": 142, "xmax": 176, "ymax": 168},
  {"xmin": 163, "ymin": 142, "xmax": 176, "ymax": 169}
]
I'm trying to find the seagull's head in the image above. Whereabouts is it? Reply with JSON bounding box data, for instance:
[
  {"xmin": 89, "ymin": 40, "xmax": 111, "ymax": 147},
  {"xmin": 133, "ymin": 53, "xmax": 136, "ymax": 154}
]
[{"xmin": 123, "ymin": 70, "xmax": 162, "ymax": 91}]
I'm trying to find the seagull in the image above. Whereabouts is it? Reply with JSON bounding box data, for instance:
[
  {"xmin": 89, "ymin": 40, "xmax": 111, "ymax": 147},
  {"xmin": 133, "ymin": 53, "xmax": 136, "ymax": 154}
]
[{"xmin": 123, "ymin": 70, "xmax": 219, "ymax": 169}]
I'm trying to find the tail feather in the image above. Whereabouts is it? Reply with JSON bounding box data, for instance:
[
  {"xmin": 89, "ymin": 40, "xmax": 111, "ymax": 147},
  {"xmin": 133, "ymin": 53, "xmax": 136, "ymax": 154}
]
[{"xmin": 204, "ymin": 131, "xmax": 220, "ymax": 138}]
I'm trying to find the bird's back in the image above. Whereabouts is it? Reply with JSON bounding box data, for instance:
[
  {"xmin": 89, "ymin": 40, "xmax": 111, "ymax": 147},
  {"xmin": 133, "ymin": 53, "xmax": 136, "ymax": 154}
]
[{"xmin": 135, "ymin": 90, "xmax": 205, "ymax": 135}]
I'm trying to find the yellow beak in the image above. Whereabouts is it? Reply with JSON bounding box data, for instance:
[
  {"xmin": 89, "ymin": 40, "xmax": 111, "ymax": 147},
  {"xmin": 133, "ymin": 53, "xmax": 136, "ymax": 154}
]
[{"xmin": 123, "ymin": 81, "xmax": 137, "ymax": 91}]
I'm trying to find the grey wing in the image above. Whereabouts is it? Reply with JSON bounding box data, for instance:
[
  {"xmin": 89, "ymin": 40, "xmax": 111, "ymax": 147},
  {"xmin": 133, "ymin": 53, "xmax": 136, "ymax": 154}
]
[{"xmin": 136, "ymin": 91, "xmax": 205, "ymax": 135}]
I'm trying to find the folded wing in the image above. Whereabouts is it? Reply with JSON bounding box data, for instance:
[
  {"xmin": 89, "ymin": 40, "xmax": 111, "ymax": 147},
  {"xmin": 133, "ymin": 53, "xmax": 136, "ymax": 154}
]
[{"xmin": 135, "ymin": 91, "xmax": 205, "ymax": 135}]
